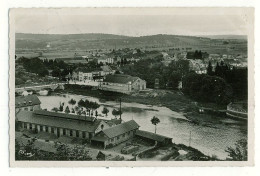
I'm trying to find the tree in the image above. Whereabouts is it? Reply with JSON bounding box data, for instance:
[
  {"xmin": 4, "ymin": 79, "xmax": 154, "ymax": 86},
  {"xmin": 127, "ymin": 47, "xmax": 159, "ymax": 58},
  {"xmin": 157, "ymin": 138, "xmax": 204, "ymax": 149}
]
[
  {"xmin": 59, "ymin": 103, "xmax": 64, "ymax": 112},
  {"xmin": 52, "ymin": 67, "xmax": 61, "ymax": 77},
  {"xmin": 68, "ymin": 99, "xmax": 76, "ymax": 105},
  {"xmin": 65, "ymin": 106, "xmax": 70, "ymax": 114},
  {"xmin": 15, "ymin": 139, "xmax": 92, "ymax": 161},
  {"xmin": 207, "ymin": 61, "xmax": 214, "ymax": 76},
  {"xmin": 95, "ymin": 110, "xmax": 98, "ymax": 118},
  {"xmin": 151, "ymin": 116, "xmax": 160, "ymax": 134},
  {"xmin": 225, "ymin": 139, "xmax": 247, "ymax": 161},
  {"xmin": 51, "ymin": 107, "xmax": 59, "ymax": 112},
  {"xmin": 102, "ymin": 107, "xmax": 109, "ymax": 117},
  {"xmin": 112, "ymin": 109, "xmax": 122, "ymax": 118},
  {"xmin": 78, "ymin": 99, "xmax": 85, "ymax": 107}
]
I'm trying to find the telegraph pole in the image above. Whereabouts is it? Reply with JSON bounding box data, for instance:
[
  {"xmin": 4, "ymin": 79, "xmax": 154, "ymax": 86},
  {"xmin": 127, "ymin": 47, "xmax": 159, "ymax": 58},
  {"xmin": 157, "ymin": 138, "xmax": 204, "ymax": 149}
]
[
  {"xmin": 189, "ymin": 131, "xmax": 191, "ymax": 147},
  {"xmin": 119, "ymin": 98, "xmax": 122, "ymax": 120}
]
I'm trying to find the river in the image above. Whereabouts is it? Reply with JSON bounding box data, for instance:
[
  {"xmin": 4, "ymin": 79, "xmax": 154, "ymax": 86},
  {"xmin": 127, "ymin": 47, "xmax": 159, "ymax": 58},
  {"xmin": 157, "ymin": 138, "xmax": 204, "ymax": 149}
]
[{"xmin": 38, "ymin": 94, "xmax": 247, "ymax": 160}]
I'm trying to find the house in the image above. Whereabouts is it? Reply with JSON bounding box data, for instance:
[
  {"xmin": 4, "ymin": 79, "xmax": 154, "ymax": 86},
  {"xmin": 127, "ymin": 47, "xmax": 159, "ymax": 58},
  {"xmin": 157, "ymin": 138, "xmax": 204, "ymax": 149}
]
[
  {"xmin": 135, "ymin": 130, "xmax": 172, "ymax": 146},
  {"xmin": 97, "ymin": 56, "xmax": 107, "ymax": 64},
  {"xmin": 72, "ymin": 67, "xmax": 104, "ymax": 81},
  {"xmin": 15, "ymin": 95, "xmax": 41, "ymax": 113},
  {"xmin": 188, "ymin": 59, "xmax": 207, "ymax": 74},
  {"xmin": 16, "ymin": 110, "xmax": 110, "ymax": 139},
  {"xmin": 91, "ymin": 120, "xmax": 140, "ymax": 149},
  {"xmin": 99, "ymin": 74, "xmax": 146, "ymax": 94}
]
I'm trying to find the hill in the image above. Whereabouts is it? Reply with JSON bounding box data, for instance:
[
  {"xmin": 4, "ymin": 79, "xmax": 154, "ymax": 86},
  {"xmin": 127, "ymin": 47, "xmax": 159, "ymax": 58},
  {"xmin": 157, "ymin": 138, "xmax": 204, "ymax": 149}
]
[
  {"xmin": 15, "ymin": 33, "xmax": 247, "ymax": 55},
  {"xmin": 16, "ymin": 33, "xmax": 129, "ymax": 41}
]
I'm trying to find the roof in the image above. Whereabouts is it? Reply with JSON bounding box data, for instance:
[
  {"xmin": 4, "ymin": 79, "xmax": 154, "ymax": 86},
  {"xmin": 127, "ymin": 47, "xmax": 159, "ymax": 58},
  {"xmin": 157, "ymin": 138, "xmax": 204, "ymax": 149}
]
[
  {"xmin": 101, "ymin": 65, "xmax": 113, "ymax": 72},
  {"xmin": 16, "ymin": 110, "xmax": 101, "ymax": 132},
  {"xmin": 104, "ymin": 119, "xmax": 122, "ymax": 127},
  {"xmin": 75, "ymin": 67, "xmax": 102, "ymax": 73},
  {"xmin": 15, "ymin": 95, "xmax": 41, "ymax": 108},
  {"xmin": 135, "ymin": 130, "xmax": 172, "ymax": 142},
  {"xmin": 103, "ymin": 74, "xmax": 141, "ymax": 84},
  {"xmin": 33, "ymin": 110, "xmax": 96, "ymax": 122},
  {"xmin": 91, "ymin": 136, "xmax": 107, "ymax": 142},
  {"xmin": 102, "ymin": 120, "xmax": 139, "ymax": 139}
]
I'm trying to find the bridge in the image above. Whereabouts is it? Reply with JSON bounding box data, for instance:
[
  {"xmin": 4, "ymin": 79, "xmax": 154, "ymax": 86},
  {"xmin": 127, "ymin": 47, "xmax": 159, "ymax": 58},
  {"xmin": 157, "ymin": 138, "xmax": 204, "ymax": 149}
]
[{"xmin": 15, "ymin": 83, "xmax": 65, "ymax": 93}]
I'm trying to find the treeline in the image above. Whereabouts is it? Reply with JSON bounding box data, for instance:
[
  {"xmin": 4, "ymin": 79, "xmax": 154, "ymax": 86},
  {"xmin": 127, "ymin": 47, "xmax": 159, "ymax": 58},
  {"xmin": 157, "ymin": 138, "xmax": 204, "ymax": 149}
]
[
  {"xmin": 207, "ymin": 61, "xmax": 247, "ymax": 100},
  {"xmin": 16, "ymin": 57, "xmax": 73, "ymax": 80},
  {"xmin": 187, "ymin": 50, "xmax": 209, "ymax": 60},
  {"xmin": 121, "ymin": 58, "xmax": 189, "ymax": 89},
  {"xmin": 182, "ymin": 73, "xmax": 233, "ymax": 105},
  {"xmin": 121, "ymin": 57, "xmax": 247, "ymax": 105}
]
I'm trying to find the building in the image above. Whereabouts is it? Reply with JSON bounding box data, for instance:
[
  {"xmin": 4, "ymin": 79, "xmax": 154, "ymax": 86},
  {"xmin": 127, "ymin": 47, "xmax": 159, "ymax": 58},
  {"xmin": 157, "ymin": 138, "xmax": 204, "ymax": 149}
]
[
  {"xmin": 100, "ymin": 65, "xmax": 114, "ymax": 75},
  {"xmin": 16, "ymin": 110, "xmax": 110, "ymax": 139},
  {"xmin": 15, "ymin": 95, "xmax": 41, "ymax": 113},
  {"xmin": 99, "ymin": 74, "xmax": 146, "ymax": 94},
  {"xmin": 91, "ymin": 120, "xmax": 140, "ymax": 149},
  {"xmin": 135, "ymin": 130, "xmax": 172, "ymax": 146},
  {"xmin": 188, "ymin": 59, "xmax": 207, "ymax": 74},
  {"xmin": 72, "ymin": 67, "xmax": 104, "ymax": 81}
]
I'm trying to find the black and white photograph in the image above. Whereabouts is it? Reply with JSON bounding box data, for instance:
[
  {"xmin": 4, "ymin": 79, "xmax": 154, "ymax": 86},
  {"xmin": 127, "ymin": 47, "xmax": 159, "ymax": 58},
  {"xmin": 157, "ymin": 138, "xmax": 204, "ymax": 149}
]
[{"xmin": 9, "ymin": 8, "xmax": 254, "ymax": 166}]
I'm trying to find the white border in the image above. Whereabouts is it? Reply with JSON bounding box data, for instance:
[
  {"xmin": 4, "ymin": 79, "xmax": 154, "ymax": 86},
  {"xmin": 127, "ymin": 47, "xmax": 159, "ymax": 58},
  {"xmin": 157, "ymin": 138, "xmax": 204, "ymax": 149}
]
[
  {"xmin": 1, "ymin": 0, "xmax": 259, "ymax": 176},
  {"xmin": 9, "ymin": 7, "xmax": 255, "ymax": 167}
]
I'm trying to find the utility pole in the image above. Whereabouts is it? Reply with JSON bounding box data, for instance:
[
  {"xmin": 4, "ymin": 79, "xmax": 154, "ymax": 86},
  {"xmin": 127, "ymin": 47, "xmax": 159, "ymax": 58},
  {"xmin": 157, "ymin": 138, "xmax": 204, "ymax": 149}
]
[
  {"xmin": 119, "ymin": 98, "xmax": 122, "ymax": 120},
  {"xmin": 189, "ymin": 131, "xmax": 191, "ymax": 147}
]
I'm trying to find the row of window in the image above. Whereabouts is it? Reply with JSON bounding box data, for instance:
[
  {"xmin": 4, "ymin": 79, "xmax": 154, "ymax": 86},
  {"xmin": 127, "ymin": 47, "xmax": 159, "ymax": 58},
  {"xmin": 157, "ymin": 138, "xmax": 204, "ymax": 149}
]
[
  {"xmin": 22, "ymin": 122, "xmax": 87, "ymax": 138},
  {"xmin": 17, "ymin": 106, "xmax": 34, "ymax": 111}
]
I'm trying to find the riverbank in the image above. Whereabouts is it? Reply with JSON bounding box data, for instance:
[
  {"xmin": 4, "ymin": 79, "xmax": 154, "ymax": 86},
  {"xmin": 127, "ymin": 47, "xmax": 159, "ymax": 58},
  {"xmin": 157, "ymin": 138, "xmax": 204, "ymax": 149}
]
[{"xmin": 53, "ymin": 84, "xmax": 234, "ymax": 126}]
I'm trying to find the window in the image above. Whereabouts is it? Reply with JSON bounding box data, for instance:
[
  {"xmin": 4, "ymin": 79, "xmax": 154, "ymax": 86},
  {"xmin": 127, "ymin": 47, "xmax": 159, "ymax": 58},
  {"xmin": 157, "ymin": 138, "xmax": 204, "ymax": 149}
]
[
  {"xmin": 24, "ymin": 123, "xmax": 27, "ymax": 128},
  {"xmin": 128, "ymin": 131, "xmax": 130, "ymax": 135},
  {"xmin": 82, "ymin": 132, "xmax": 86, "ymax": 138},
  {"xmin": 29, "ymin": 124, "xmax": 32, "ymax": 130},
  {"xmin": 76, "ymin": 131, "xmax": 79, "ymax": 137},
  {"xmin": 63, "ymin": 129, "xmax": 66, "ymax": 135},
  {"xmin": 70, "ymin": 130, "xmax": 73, "ymax": 136},
  {"xmin": 25, "ymin": 107, "xmax": 28, "ymax": 111},
  {"xmin": 40, "ymin": 126, "xmax": 43, "ymax": 131},
  {"xmin": 51, "ymin": 127, "xmax": 54, "ymax": 133}
]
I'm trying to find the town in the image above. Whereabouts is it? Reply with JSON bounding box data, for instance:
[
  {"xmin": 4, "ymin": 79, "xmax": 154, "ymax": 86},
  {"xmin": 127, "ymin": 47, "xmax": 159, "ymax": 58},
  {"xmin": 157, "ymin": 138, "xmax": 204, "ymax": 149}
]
[{"xmin": 14, "ymin": 33, "xmax": 248, "ymax": 161}]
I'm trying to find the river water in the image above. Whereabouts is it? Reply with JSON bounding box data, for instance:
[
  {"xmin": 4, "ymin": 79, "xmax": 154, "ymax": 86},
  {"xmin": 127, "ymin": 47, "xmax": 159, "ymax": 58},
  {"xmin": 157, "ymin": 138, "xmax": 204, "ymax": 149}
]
[{"xmin": 38, "ymin": 94, "xmax": 247, "ymax": 160}]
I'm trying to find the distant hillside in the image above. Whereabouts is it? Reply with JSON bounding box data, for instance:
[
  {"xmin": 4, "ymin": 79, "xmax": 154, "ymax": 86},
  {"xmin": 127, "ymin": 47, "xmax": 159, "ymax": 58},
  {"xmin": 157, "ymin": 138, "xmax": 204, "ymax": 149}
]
[
  {"xmin": 15, "ymin": 33, "xmax": 211, "ymax": 49},
  {"xmin": 200, "ymin": 35, "xmax": 247, "ymax": 40},
  {"xmin": 15, "ymin": 33, "xmax": 247, "ymax": 55},
  {"xmin": 16, "ymin": 33, "xmax": 129, "ymax": 41}
]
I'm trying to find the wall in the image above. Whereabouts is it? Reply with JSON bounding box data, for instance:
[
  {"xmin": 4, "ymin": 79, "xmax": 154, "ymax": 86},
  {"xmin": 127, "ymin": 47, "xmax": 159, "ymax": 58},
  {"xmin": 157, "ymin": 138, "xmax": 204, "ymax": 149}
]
[
  {"xmin": 15, "ymin": 104, "xmax": 41, "ymax": 113},
  {"xmin": 132, "ymin": 79, "xmax": 146, "ymax": 91},
  {"xmin": 104, "ymin": 129, "xmax": 137, "ymax": 147},
  {"xmin": 19, "ymin": 121, "xmax": 92, "ymax": 139}
]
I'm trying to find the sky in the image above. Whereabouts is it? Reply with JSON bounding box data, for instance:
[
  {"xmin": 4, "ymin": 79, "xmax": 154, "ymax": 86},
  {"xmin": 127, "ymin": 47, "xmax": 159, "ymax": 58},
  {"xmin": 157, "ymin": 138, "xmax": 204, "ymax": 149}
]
[{"xmin": 13, "ymin": 8, "xmax": 250, "ymax": 37}]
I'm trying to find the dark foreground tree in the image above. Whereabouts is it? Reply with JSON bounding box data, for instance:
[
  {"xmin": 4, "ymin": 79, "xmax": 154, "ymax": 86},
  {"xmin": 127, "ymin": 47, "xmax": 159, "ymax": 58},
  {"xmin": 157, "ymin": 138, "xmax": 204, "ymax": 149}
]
[
  {"xmin": 15, "ymin": 139, "xmax": 92, "ymax": 161},
  {"xmin": 225, "ymin": 139, "xmax": 247, "ymax": 161}
]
